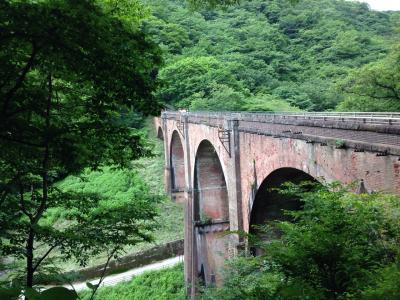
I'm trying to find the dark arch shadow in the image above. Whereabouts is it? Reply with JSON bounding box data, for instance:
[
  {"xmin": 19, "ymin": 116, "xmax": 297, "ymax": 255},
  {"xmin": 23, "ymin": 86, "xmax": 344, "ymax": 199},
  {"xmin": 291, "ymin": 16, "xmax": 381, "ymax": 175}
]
[
  {"xmin": 249, "ymin": 168, "xmax": 317, "ymax": 255},
  {"xmin": 170, "ymin": 131, "xmax": 185, "ymax": 199},
  {"xmin": 157, "ymin": 127, "xmax": 164, "ymax": 140},
  {"xmin": 193, "ymin": 140, "xmax": 230, "ymax": 287}
]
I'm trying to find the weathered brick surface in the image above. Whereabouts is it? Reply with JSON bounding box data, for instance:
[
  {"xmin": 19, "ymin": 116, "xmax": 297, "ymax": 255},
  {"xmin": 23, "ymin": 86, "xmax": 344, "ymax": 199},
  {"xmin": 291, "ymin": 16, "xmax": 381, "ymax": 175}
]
[
  {"xmin": 194, "ymin": 141, "xmax": 229, "ymax": 221},
  {"xmin": 155, "ymin": 112, "xmax": 400, "ymax": 298},
  {"xmin": 171, "ymin": 131, "xmax": 185, "ymax": 195},
  {"xmin": 238, "ymin": 132, "xmax": 400, "ymax": 232},
  {"xmin": 195, "ymin": 224, "xmax": 230, "ymax": 286}
]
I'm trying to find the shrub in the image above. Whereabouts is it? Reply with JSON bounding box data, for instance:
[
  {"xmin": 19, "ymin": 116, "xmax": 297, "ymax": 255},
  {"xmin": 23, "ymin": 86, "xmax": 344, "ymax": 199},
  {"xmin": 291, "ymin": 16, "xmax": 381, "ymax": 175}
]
[
  {"xmin": 203, "ymin": 183, "xmax": 400, "ymax": 300},
  {"xmin": 80, "ymin": 263, "xmax": 185, "ymax": 300}
]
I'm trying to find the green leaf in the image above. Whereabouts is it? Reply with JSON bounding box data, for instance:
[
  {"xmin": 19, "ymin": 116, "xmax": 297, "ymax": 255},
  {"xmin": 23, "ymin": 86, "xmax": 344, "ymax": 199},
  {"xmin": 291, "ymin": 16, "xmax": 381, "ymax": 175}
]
[
  {"xmin": 0, "ymin": 287, "xmax": 21, "ymax": 300},
  {"xmin": 24, "ymin": 288, "xmax": 41, "ymax": 300},
  {"xmin": 40, "ymin": 287, "xmax": 78, "ymax": 300},
  {"xmin": 86, "ymin": 282, "xmax": 98, "ymax": 290}
]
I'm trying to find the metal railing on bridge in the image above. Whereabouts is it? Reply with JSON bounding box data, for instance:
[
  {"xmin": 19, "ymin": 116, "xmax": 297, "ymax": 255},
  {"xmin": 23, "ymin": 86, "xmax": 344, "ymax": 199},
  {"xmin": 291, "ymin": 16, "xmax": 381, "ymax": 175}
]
[{"xmin": 162, "ymin": 111, "xmax": 400, "ymax": 126}]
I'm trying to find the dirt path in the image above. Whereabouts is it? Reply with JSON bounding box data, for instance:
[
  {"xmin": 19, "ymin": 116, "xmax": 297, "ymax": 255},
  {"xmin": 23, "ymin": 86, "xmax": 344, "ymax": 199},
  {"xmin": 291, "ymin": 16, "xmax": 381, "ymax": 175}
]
[{"xmin": 67, "ymin": 255, "xmax": 183, "ymax": 292}]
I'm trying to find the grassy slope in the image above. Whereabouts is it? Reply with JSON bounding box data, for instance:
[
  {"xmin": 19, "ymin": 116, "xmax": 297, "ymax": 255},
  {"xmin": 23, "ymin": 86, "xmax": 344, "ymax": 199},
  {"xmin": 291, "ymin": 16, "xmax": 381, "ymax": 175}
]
[
  {"xmin": 80, "ymin": 263, "xmax": 185, "ymax": 300},
  {"xmin": 2, "ymin": 118, "xmax": 183, "ymax": 274},
  {"xmin": 129, "ymin": 118, "xmax": 184, "ymax": 251},
  {"xmin": 57, "ymin": 118, "xmax": 184, "ymax": 271}
]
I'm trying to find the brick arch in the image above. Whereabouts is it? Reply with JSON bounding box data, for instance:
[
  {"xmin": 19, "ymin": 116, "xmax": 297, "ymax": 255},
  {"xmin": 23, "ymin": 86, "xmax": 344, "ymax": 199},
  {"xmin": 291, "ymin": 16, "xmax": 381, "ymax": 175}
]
[
  {"xmin": 249, "ymin": 167, "xmax": 317, "ymax": 254},
  {"xmin": 194, "ymin": 140, "xmax": 229, "ymax": 221},
  {"xmin": 193, "ymin": 139, "xmax": 230, "ymax": 287},
  {"xmin": 191, "ymin": 137, "xmax": 231, "ymax": 195},
  {"xmin": 170, "ymin": 130, "xmax": 185, "ymax": 195}
]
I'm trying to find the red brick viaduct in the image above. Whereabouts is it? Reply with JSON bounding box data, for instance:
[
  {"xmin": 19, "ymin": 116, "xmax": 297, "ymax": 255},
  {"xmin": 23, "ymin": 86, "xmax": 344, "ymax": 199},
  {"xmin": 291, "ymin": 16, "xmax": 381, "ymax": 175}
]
[{"xmin": 154, "ymin": 111, "xmax": 400, "ymax": 298}]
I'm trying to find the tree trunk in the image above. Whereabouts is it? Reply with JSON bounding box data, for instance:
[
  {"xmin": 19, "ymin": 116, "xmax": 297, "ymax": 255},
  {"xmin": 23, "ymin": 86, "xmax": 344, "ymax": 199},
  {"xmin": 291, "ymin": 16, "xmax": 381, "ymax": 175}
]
[
  {"xmin": 26, "ymin": 228, "xmax": 35, "ymax": 287},
  {"xmin": 25, "ymin": 73, "xmax": 52, "ymax": 289}
]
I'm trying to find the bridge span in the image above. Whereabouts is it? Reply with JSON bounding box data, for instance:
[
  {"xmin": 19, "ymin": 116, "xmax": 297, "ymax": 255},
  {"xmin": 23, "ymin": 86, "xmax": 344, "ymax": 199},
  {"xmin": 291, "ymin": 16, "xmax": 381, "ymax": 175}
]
[{"xmin": 154, "ymin": 111, "xmax": 400, "ymax": 297}]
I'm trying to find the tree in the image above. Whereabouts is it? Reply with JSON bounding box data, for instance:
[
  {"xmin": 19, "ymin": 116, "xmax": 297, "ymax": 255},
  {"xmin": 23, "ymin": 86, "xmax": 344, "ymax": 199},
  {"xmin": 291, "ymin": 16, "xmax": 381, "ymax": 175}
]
[
  {"xmin": 337, "ymin": 45, "xmax": 400, "ymax": 111},
  {"xmin": 0, "ymin": 0, "xmax": 161, "ymax": 291},
  {"xmin": 202, "ymin": 183, "xmax": 400, "ymax": 299},
  {"xmin": 187, "ymin": 0, "xmax": 299, "ymax": 8},
  {"xmin": 156, "ymin": 56, "xmax": 247, "ymax": 108},
  {"xmin": 243, "ymin": 93, "xmax": 301, "ymax": 112},
  {"xmin": 147, "ymin": 0, "xmax": 396, "ymax": 112},
  {"xmin": 187, "ymin": 0, "xmax": 241, "ymax": 8},
  {"xmin": 190, "ymin": 84, "xmax": 246, "ymax": 111},
  {"xmin": 142, "ymin": 17, "xmax": 191, "ymax": 55}
]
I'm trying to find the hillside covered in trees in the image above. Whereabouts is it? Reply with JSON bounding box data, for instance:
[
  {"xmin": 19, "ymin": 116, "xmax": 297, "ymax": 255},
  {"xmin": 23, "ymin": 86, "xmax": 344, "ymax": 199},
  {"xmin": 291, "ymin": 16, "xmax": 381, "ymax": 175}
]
[{"xmin": 144, "ymin": 0, "xmax": 400, "ymax": 111}]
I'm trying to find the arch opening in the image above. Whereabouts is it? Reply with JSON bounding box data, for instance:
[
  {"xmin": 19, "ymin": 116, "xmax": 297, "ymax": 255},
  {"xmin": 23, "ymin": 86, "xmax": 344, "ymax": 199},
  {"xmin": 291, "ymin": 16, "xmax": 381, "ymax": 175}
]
[
  {"xmin": 194, "ymin": 141, "xmax": 229, "ymax": 222},
  {"xmin": 157, "ymin": 127, "xmax": 164, "ymax": 140},
  {"xmin": 193, "ymin": 140, "xmax": 230, "ymax": 287},
  {"xmin": 249, "ymin": 168, "xmax": 317, "ymax": 255},
  {"xmin": 170, "ymin": 131, "xmax": 185, "ymax": 202}
]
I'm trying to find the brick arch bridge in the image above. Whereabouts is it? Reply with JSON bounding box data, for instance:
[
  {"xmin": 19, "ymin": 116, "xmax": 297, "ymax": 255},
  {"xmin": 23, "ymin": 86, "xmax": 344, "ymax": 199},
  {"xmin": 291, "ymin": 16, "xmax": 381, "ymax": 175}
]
[{"xmin": 154, "ymin": 111, "xmax": 400, "ymax": 298}]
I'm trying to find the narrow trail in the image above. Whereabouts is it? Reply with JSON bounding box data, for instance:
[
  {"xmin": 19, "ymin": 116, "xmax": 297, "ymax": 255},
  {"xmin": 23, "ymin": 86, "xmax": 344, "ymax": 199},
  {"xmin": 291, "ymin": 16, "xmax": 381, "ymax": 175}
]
[{"xmin": 67, "ymin": 255, "xmax": 183, "ymax": 292}]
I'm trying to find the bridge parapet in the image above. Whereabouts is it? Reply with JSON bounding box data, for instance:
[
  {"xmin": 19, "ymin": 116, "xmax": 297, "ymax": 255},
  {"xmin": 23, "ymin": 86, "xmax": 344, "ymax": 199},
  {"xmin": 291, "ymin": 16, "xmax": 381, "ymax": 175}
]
[
  {"xmin": 162, "ymin": 111, "xmax": 400, "ymax": 127},
  {"xmin": 161, "ymin": 111, "xmax": 400, "ymax": 156}
]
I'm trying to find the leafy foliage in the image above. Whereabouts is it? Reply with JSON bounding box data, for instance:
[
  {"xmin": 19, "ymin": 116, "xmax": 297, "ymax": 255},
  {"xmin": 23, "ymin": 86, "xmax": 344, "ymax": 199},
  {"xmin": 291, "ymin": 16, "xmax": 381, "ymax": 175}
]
[
  {"xmin": 360, "ymin": 262, "xmax": 400, "ymax": 300},
  {"xmin": 202, "ymin": 183, "xmax": 400, "ymax": 299},
  {"xmin": 25, "ymin": 286, "xmax": 78, "ymax": 300},
  {"xmin": 1, "ymin": 166, "xmax": 160, "ymax": 285},
  {"xmin": 50, "ymin": 132, "xmax": 184, "ymax": 272},
  {"xmin": 155, "ymin": 56, "xmax": 248, "ymax": 109},
  {"xmin": 338, "ymin": 44, "xmax": 400, "ymax": 111},
  {"xmin": 243, "ymin": 94, "xmax": 301, "ymax": 112},
  {"xmin": 144, "ymin": 0, "xmax": 399, "ymax": 111},
  {"xmin": 79, "ymin": 263, "xmax": 185, "ymax": 300},
  {"xmin": 0, "ymin": 0, "xmax": 162, "ymax": 289}
]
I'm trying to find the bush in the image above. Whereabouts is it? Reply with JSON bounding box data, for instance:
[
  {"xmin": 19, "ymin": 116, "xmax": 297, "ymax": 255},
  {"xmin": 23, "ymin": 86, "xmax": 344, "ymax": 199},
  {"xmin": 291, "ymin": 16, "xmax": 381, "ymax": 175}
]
[
  {"xmin": 360, "ymin": 262, "xmax": 400, "ymax": 300},
  {"xmin": 203, "ymin": 183, "xmax": 400, "ymax": 300},
  {"xmin": 80, "ymin": 263, "xmax": 185, "ymax": 300}
]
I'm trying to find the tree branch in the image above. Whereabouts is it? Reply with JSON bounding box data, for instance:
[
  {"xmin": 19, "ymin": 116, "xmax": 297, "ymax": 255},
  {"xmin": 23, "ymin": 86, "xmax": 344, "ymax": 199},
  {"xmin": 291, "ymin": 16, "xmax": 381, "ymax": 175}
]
[
  {"xmin": 18, "ymin": 181, "xmax": 34, "ymax": 222},
  {"xmin": 32, "ymin": 244, "xmax": 57, "ymax": 273},
  {"xmin": 0, "ymin": 135, "xmax": 44, "ymax": 148},
  {"xmin": 2, "ymin": 42, "xmax": 37, "ymax": 116},
  {"xmin": 0, "ymin": 189, "xmax": 8, "ymax": 206},
  {"xmin": 374, "ymin": 80, "xmax": 400, "ymax": 100},
  {"xmin": 34, "ymin": 73, "xmax": 52, "ymax": 224},
  {"xmin": 345, "ymin": 90, "xmax": 397, "ymax": 100},
  {"xmin": 0, "ymin": 174, "xmax": 20, "ymax": 206},
  {"xmin": 89, "ymin": 248, "xmax": 118, "ymax": 300}
]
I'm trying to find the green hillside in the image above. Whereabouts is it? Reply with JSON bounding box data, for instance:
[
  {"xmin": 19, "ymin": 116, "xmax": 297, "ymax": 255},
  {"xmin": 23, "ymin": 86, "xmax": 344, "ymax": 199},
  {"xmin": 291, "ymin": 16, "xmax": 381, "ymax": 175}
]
[{"xmin": 144, "ymin": 0, "xmax": 399, "ymax": 111}]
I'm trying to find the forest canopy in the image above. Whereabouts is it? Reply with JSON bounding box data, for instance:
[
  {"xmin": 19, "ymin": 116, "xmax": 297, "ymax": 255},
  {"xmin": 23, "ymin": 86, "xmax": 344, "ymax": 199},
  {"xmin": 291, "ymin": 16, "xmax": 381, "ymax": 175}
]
[{"xmin": 144, "ymin": 0, "xmax": 400, "ymax": 111}]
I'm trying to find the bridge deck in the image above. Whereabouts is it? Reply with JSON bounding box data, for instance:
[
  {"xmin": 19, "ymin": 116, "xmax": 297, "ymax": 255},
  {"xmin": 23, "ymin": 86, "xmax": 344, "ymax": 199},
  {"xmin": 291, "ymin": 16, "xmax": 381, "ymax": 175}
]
[{"xmin": 162, "ymin": 111, "xmax": 400, "ymax": 155}]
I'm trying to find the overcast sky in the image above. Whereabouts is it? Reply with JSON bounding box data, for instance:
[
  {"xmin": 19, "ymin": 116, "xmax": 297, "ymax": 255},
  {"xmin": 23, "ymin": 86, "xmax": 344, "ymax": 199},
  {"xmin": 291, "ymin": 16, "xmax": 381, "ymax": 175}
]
[{"xmin": 353, "ymin": 0, "xmax": 400, "ymax": 11}]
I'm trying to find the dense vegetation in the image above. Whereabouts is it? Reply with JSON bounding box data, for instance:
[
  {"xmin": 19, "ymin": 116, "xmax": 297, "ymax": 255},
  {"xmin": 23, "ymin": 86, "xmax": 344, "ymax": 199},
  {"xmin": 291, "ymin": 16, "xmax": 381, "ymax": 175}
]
[
  {"xmin": 80, "ymin": 263, "xmax": 185, "ymax": 300},
  {"xmin": 3, "ymin": 165, "xmax": 183, "ymax": 275},
  {"xmin": 0, "ymin": 0, "xmax": 162, "ymax": 294},
  {"xmin": 0, "ymin": 117, "xmax": 184, "ymax": 276},
  {"xmin": 144, "ymin": 0, "xmax": 400, "ymax": 111},
  {"xmin": 52, "ymin": 124, "xmax": 183, "ymax": 272},
  {"xmin": 202, "ymin": 183, "xmax": 400, "ymax": 300},
  {"xmin": 1, "ymin": 0, "xmax": 400, "ymax": 299}
]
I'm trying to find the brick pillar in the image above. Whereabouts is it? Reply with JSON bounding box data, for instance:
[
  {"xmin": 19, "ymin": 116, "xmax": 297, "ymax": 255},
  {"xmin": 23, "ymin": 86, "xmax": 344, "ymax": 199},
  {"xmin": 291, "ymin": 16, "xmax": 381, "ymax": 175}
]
[
  {"xmin": 227, "ymin": 118, "xmax": 244, "ymax": 253},
  {"xmin": 162, "ymin": 113, "xmax": 172, "ymax": 195},
  {"xmin": 181, "ymin": 113, "xmax": 195, "ymax": 298}
]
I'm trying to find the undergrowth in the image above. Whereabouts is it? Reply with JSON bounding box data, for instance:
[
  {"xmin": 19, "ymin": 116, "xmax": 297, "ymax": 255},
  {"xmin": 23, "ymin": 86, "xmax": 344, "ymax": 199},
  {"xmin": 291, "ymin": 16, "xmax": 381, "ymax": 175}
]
[{"xmin": 80, "ymin": 263, "xmax": 185, "ymax": 300}]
